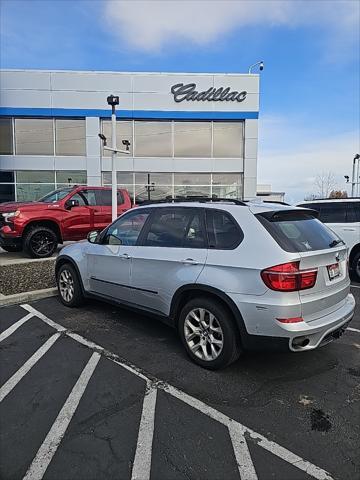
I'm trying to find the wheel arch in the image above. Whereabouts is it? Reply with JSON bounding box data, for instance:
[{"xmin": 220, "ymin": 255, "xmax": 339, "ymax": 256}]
[
  {"xmin": 55, "ymin": 255, "xmax": 85, "ymax": 294},
  {"xmin": 170, "ymin": 284, "xmax": 247, "ymax": 340},
  {"xmin": 349, "ymin": 243, "xmax": 360, "ymax": 268},
  {"xmin": 23, "ymin": 220, "xmax": 63, "ymax": 243}
]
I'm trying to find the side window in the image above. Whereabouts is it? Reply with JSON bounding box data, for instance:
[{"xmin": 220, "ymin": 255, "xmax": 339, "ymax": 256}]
[
  {"xmin": 81, "ymin": 189, "xmax": 97, "ymax": 206},
  {"xmin": 97, "ymin": 190, "xmax": 124, "ymax": 206},
  {"xmin": 143, "ymin": 208, "xmax": 205, "ymax": 248},
  {"xmin": 318, "ymin": 203, "xmax": 347, "ymax": 223},
  {"xmin": 206, "ymin": 209, "xmax": 243, "ymax": 249},
  {"xmin": 103, "ymin": 210, "xmax": 150, "ymax": 246},
  {"xmin": 69, "ymin": 192, "xmax": 87, "ymax": 206},
  {"xmin": 346, "ymin": 203, "xmax": 360, "ymax": 222}
]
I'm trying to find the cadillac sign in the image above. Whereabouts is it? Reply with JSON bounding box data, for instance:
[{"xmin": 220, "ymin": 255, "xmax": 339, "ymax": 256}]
[{"xmin": 171, "ymin": 83, "xmax": 247, "ymax": 103}]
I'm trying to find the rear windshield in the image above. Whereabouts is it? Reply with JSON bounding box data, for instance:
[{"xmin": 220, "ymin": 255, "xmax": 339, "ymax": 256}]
[{"xmin": 256, "ymin": 210, "xmax": 345, "ymax": 253}]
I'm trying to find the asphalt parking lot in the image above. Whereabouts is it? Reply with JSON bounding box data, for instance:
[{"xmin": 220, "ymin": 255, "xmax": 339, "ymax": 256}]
[{"xmin": 0, "ymin": 284, "xmax": 359, "ymax": 480}]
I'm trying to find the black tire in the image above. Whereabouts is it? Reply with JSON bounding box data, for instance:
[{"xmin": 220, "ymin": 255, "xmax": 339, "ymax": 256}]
[
  {"xmin": 1, "ymin": 245, "xmax": 22, "ymax": 252},
  {"xmin": 57, "ymin": 263, "xmax": 84, "ymax": 307},
  {"xmin": 23, "ymin": 226, "xmax": 58, "ymax": 258},
  {"xmin": 178, "ymin": 297, "xmax": 242, "ymax": 370},
  {"xmin": 351, "ymin": 251, "xmax": 360, "ymax": 282}
]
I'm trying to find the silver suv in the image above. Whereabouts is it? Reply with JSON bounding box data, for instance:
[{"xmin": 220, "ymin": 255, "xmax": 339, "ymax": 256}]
[{"xmin": 55, "ymin": 199, "xmax": 355, "ymax": 369}]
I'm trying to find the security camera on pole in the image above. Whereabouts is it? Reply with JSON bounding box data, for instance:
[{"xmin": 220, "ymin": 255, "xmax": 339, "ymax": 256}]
[{"xmin": 98, "ymin": 95, "xmax": 130, "ymax": 222}]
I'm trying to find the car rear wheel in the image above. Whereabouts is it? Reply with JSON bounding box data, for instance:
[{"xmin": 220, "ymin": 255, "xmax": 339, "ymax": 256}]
[
  {"xmin": 178, "ymin": 297, "xmax": 241, "ymax": 370},
  {"xmin": 57, "ymin": 263, "xmax": 84, "ymax": 307},
  {"xmin": 1, "ymin": 245, "xmax": 22, "ymax": 253},
  {"xmin": 352, "ymin": 251, "xmax": 360, "ymax": 282},
  {"xmin": 23, "ymin": 226, "xmax": 58, "ymax": 258}
]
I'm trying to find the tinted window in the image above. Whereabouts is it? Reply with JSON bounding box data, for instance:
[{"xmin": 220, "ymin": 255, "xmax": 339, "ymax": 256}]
[
  {"xmin": 104, "ymin": 210, "xmax": 150, "ymax": 246},
  {"xmin": 347, "ymin": 202, "xmax": 360, "ymax": 222},
  {"xmin": 206, "ymin": 210, "xmax": 242, "ymax": 249},
  {"xmin": 143, "ymin": 208, "xmax": 205, "ymax": 248},
  {"xmin": 0, "ymin": 118, "xmax": 13, "ymax": 155},
  {"xmin": 69, "ymin": 192, "xmax": 87, "ymax": 206},
  {"xmin": 98, "ymin": 190, "xmax": 124, "ymax": 206},
  {"xmin": 0, "ymin": 184, "xmax": 15, "ymax": 203},
  {"xmin": 0, "ymin": 171, "xmax": 15, "ymax": 183},
  {"xmin": 257, "ymin": 211, "xmax": 344, "ymax": 253},
  {"xmin": 81, "ymin": 189, "xmax": 97, "ymax": 206},
  {"xmin": 317, "ymin": 203, "xmax": 346, "ymax": 223}
]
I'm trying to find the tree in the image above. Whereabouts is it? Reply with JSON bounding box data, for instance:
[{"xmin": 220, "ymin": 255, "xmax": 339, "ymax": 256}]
[
  {"xmin": 314, "ymin": 172, "xmax": 338, "ymax": 198},
  {"xmin": 329, "ymin": 190, "xmax": 348, "ymax": 198}
]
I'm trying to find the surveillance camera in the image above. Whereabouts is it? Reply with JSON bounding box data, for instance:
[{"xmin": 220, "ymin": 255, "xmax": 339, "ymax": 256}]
[
  {"xmin": 344, "ymin": 175, "xmax": 350, "ymax": 182},
  {"xmin": 122, "ymin": 139, "xmax": 131, "ymax": 151},
  {"xmin": 259, "ymin": 61, "xmax": 264, "ymax": 71}
]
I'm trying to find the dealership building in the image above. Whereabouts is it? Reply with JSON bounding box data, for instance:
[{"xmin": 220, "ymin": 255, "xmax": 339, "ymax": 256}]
[{"xmin": 0, "ymin": 69, "xmax": 259, "ymax": 203}]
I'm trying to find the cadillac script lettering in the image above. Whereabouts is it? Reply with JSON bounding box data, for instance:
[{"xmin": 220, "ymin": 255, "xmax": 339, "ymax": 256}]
[{"xmin": 171, "ymin": 83, "xmax": 247, "ymax": 103}]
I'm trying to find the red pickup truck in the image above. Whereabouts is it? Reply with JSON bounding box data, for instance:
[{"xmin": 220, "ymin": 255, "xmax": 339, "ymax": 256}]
[{"xmin": 0, "ymin": 185, "xmax": 132, "ymax": 258}]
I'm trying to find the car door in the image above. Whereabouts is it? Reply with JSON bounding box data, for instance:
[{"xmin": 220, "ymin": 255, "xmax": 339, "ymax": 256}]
[
  {"xmin": 61, "ymin": 191, "xmax": 93, "ymax": 240},
  {"xmin": 130, "ymin": 207, "xmax": 208, "ymax": 315},
  {"xmin": 87, "ymin": 209, "xmax": 151, "ymax": 303},
  {"xmin": 74, "ymin": 188, "xmax": 104, "ymax": 234},
  {"xmin": 97, "ymin": 189, "xmax": 129, "ymax": 228}
]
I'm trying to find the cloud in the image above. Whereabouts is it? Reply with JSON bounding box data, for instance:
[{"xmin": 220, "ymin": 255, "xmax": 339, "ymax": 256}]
[
  {"xmin": 258, "ymin": 115, "xmax": 360, "ymax": 203},
  {"xmin": 104, "ymin": 0, "xmax": 359, "ymax": 54}
]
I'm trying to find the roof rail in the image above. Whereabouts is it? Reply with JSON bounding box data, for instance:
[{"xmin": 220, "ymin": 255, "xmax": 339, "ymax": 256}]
[
  {"xmin": 262, "ymin": 200, "xmax": 290, "ymax": 206},
  {"xmin": 139, "ymin": 196, "xmax": 247, "ymax": 206}
]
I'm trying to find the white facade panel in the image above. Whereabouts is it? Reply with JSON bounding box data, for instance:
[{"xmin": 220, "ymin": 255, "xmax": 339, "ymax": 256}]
[
  {"xmin": 51, "ymin": 91, "xmax": 133, "ymax": 110},
  {"xmin": 245, "ymin": 119, "xmax": 258, "ymax": 139},
  {"xmin": 50, "ymin": 72, "xmax": 132, "ymax": 92},
  {"xmin": 0, "ymin": 156, "xmax": 55, "ymax": 170},
  {"xmin": 244, "ymin": 138, "xmax": 258, "ymax": 159},
  {"xmin": 132, "ymin": 74, "xmax": 214, "ymax": 93},
  {"xmin": 0, "ymin": 90, "xmax": 52, "ymax": 108},
  {"xmin": 0, "ymin": 71, "xmax": 51, "ymax": 90},
  {"xmin": 213, "ymin": 75, "xmax": 259, "ymax": 94},
  {"xmin": 54, "ymin": 156, "xmax": 87, "ymax": 170}
]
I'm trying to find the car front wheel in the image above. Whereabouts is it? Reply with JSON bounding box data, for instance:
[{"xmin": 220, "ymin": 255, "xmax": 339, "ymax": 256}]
[
  {"xmin": 178, "ymin": 297, "xmax": 241, "ymax": 370},
  {"xmin": 23, "ymin": 226, "xmax": 58, "ymax": 258},
  {"xmin": 57, "ymin": 263, "xmax": 84, "ymax": 307},
  {"xmin": 352, "ymin": 251, "xmax": 360, "ymax": 282}
]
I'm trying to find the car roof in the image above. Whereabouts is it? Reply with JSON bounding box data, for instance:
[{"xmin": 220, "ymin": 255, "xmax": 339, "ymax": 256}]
[
  {"xmin": 134, "ymin": 200, "xmax": 310, "ymax": 215},
  {"xmin": 297, "ymin": 198, "xmax": 359, "ymax": 204}
]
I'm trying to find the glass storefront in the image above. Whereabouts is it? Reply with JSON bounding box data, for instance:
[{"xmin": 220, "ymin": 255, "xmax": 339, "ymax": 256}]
[{"xmin": 102, "ymin": 172, "xmax": 243, "ymax": 203}]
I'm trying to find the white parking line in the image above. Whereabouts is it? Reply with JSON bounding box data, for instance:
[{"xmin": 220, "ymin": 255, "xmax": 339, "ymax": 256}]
[
  {"xmin": 23, "ymin": 352, "xmax": 100, "ymax": 480},
  {"xmin": 228, "ymin": 423, "xmax": 258, "ymax": 480},
  {"xmin": 20, "ymin": 303, "xmax": 334, "ymax": 480},
  {"xmin": 131, "ymin": 384, "xmax": 157, "ymax": 480},
  {"xmin": 0, "ymin": 333, "xmax": 61, "ymax": 403},
  {"xmin": 347, "ymin": 327, "xmax": 360, "ymax": 333},
  {"xmin": 0, "ymin": 313, "xmax": 33, "ymax": 343}
]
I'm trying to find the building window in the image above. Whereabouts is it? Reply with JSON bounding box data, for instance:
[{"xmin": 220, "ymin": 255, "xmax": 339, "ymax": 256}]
[
  {"xmin": 135, "ymin": 172, "xmax": 173, "ymax": 203},
  {"xmin": 213, "ymin": 122, "xmax": 244, "ymax": 158},
  {"xmin": 102, "ymin": 120, "xmax": 133, "ymax": 157},
  {"xmin": 15, "ymin": 118, "xmax": 54, "ymax": 155},
  {"xmin": 0, "ymin": 171, "xmax": 15, "ymax": 203},
  {"xmin": 0, "ymin": 118, "xmax": 13, "ymax": 155},
  {"xmin": 55, "ymin": 119, "xmax": 86, "ymax": 156},
  {"xmin": 56, "ymin": 170, "xmax": 87, "ymax": 185},
  {"xmin": 174, "ymin": 122, "xmax": 211, "ymax": 157},
  {"xmin": 134, "ymin": 121, "xmax": 172, "ymax": 157}
]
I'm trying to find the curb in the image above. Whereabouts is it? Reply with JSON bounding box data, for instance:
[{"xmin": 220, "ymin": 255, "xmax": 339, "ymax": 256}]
[{"xmin": 0, "ymin": 287, "xmax": 58, "ymax": 307}]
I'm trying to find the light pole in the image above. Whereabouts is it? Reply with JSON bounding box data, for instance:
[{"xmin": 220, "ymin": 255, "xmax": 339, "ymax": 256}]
[
  {"xmin": 351, "ymin": 153, "xmax": 360, "ymax": 197},
  {"xmin": 98, "ymin": 95, "xmax": 130, "ymax": 222}
]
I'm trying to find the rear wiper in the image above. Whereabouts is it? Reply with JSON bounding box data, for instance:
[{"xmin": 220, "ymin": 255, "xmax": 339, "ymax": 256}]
[{"xmin": 329, "ymin": 239, "xmax": 343, "ymax": 248}]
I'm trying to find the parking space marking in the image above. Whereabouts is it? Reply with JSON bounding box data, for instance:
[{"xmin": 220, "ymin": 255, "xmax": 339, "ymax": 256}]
[
  {"xmin": 347, "ymin": 327, "xmax": 360, "ymax": 333},
  {"xmin": 0, "ymin": 312, "xmax": 33, "ymax": 343},
  {"xmin": 131, "ymin": 384, "xmax": 157, "ymax": 480},
  {"xmin": 0, "ymin": 332, "xmax": 61, "ymax": 403},
  {"xmin": 23, "ymin": 352, "xmax": 100, "ymax": 480},
  {"xmin": 228, "ymin": 423, "xmax": 258, "ymax": 480},
  {"xmin": 15, "ymin": 304, "xmax": 334, "ymax": 480}
]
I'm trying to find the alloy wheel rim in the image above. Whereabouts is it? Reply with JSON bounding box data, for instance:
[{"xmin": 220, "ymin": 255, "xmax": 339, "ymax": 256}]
[
  {"xmin": 184, "ymin": 308, "xmax": 224, "ymax": 361},
  {"xmin": 59, "ymin": 270, "xmax": 74, "ymax": 302},
  {"xmin": 31, "ymin": 232, "xmax": 55, "ymax": 256}
]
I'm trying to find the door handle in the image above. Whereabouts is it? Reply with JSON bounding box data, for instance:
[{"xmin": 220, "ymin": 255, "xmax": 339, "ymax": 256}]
[
  {"xmin": 342, "ymin": 228, "xmax": 355, "ymax": 231},
  {"xmin": 182, "ymin": 258, "xmax": 199, "ymax": 265},
  {"xmin": 119, "ymin": 253, "xmax": 131, "ymax": 259}
]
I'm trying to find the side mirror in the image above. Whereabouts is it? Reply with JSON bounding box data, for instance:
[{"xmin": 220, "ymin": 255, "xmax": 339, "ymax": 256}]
[
  {"xmin": 87, "ymin": 230, "xmax": 99, "ymax": 244},
  {"xmin": 66, "ymin": 199, "xmax": 80, "ymax": 209}
]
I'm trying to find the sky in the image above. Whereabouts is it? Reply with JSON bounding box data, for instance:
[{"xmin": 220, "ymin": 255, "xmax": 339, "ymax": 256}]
[{"xmin": 0, "ymin": 0, "xmax": 359, "ymax": 202}]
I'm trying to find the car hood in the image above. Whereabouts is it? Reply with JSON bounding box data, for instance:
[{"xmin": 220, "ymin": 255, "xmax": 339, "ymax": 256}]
[{"xmin": 0, "ymin": 201, "xmax": 49, "ymax": 213}]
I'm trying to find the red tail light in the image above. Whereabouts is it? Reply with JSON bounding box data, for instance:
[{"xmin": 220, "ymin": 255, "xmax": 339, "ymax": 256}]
[{"xmin": 261, "ymin": 261, "xmax": 317, "ymax": 292}]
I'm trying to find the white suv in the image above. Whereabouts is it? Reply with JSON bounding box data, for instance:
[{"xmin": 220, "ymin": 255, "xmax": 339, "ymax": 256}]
[
  {"xmin": 297, "ymin": 199, "xmax": 360, "ymax": 281},
  {"xmin": 56, "ymin": 199, "xmax": 355, "ymax": 369}
]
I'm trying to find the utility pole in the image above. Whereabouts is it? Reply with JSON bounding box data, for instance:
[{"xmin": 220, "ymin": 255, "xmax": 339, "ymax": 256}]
[
  {"xmin": 351, "ymin": 154, "xmax": 360, "ymax": 197},
  {"xmin": 98, "ymin": 95, "xmax": 130, "ymax": 222}
]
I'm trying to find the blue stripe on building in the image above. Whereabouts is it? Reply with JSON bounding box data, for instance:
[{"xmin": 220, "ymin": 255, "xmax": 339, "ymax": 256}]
[{"xmin": 0, "ymin": 107, "xmax": 259, "ymax": 120}]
